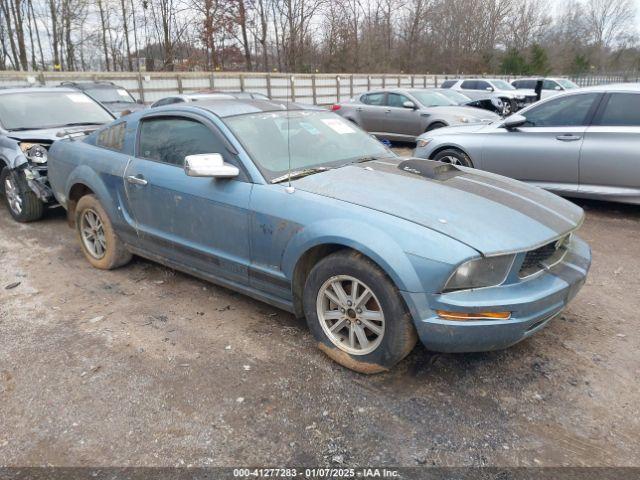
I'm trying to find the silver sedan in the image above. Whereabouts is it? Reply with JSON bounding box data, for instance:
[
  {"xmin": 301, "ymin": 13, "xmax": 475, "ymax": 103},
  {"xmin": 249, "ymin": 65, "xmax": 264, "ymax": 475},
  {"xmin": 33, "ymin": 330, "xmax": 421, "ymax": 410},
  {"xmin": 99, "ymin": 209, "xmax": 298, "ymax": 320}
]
[
  {"xmin": 414, "ymin": 84, "xmax": 640, "ymax": 205},
  {"xmin": 332, "ymin": 89, "xmax": 500, "ymax": 142}
]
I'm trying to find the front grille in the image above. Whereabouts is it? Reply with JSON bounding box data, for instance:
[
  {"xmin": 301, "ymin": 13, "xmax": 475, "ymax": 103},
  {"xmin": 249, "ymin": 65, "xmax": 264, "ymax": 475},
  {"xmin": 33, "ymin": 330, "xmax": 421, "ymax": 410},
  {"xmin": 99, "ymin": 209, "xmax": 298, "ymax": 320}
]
[{"xmin": 519, "ymin": 237, "xmax": 569, "ymax": 278}]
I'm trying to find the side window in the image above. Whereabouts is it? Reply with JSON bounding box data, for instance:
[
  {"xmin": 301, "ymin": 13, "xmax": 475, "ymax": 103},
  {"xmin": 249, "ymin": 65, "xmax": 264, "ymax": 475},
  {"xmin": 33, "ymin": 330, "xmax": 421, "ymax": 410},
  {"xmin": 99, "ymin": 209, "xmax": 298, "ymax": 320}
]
[
  {"xmin": 512, "ymin": 80, "xmax": 522, "ymax": 88},
  {"xmin": 96, "ymin": 122, "xmax": 126, "ymax": 151},
  {"xmin": 138, "ymin": 117, "xmax": 227, "ymax": 166},
  {"xmin": 440, "ymin": 80, "xmax": 456, "ymax": 89},
  {"xmin": 597, "ymin": 93, "xmax": 640, "ymax": 127},
  {"xmin": 361, "ymin": 93, "xmax": 385, "ymax": 105},
  {"xmin": 460, "ymin": 80, "xmax": 477, "ymax": 90},
  {"xmin": 542, "ymin": 80, "xmax": 559, "ymax": 90},
  {"xmin": 386, "ymin": 93, "xmax": 411, "ymax": 108},
  {"xmin": 476, "ymin": 81, "xmax": 491, "ymax": 90},
  {"xmin": 523, "ymin": 93, "xmax": 600, "ymax": 127}
]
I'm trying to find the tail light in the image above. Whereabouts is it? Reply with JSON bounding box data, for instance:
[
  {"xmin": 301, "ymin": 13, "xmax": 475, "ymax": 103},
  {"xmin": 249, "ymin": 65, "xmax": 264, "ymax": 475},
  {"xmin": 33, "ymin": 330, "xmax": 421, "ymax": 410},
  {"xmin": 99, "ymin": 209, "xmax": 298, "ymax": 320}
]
[{"xmin": 330, "ymin": 104, "xmax": 341, "ymax": 111}]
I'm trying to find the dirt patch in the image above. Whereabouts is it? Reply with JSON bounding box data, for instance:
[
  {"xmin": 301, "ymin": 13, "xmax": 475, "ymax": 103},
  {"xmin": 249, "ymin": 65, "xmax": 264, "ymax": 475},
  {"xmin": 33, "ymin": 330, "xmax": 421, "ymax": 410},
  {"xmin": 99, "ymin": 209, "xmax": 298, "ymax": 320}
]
[{"xmin": 0, "ymin": 152, "xmax": 639, "ymax": 467}]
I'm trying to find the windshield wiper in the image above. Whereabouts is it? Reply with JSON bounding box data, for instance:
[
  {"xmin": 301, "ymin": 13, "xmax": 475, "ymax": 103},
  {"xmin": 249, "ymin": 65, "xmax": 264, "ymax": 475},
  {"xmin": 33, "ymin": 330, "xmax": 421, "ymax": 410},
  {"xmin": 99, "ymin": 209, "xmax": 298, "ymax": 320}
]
[
  {"xmin": 56, "ymin": 122, "xmax": 105, "ymax": 127},
  {"xmin": 271, "ymin": 167, "xmax": 330, "ymax": 184}
]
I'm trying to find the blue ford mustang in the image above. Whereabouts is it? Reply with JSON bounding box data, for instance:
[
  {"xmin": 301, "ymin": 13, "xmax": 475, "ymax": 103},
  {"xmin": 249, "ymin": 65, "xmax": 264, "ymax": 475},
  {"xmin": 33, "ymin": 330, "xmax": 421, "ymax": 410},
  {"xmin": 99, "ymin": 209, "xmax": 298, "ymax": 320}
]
[{"xmin": 47, "ymin": 99, "xmax": 591, "ymax": 373}]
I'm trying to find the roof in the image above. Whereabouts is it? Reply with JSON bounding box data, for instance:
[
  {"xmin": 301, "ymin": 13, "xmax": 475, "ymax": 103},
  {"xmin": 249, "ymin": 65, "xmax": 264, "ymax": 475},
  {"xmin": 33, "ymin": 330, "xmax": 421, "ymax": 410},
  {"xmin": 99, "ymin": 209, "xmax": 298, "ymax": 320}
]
[
  {"xmin": 0, "ymin": 87, "xmax": 78, "ymax": 95},
  {"xmin": 178, "ymin": 99, "xmax": 315, "ymax": 118},
  {"xmin": 577, "ymin": 83, "xmax": 640, "ymax": 92}
]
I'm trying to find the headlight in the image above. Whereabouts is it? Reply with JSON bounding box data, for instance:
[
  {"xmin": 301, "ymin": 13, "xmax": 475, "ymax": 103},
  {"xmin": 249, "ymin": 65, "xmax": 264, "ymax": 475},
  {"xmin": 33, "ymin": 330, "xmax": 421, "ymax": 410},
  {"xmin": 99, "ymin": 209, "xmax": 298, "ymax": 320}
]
[
  {"xmin": 20, "ymin": 143, "xmax": 48, "ymax": 164},
  {"xmin": 443, "ymin": 254, "xmax": 515, "ymax": 292},
  {"xmin": 416, "ymin": 138, "xmax": 432, "ymax": 148}
]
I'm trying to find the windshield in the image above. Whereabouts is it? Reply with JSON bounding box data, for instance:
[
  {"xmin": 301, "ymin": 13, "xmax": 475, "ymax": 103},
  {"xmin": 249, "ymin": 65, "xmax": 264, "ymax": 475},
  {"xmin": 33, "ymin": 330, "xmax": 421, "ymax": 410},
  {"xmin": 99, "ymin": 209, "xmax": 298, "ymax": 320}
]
[
  {"xmin": 86, "ymin": 87, "xmax": 136, "ymax": 104},
  {"xmin": 0, "ymin": 92, "xmax": 114, "ymax": 130},
  {"xmin": 224, "ymin": 110, "xmax": 392, "ymax": 182},
  {"xmin": 410, "ymin": 91, "xmax": 457, "ymax": 107},
  {"xmin": 435, "ymin": 89, "xmax": 472, "ymax": 104},
  {"xmin": 491, "ymin": 80, "xmax": 515, "ymax": 90},
  {"xmin": 557, "ymin": 79, "xmax": 578, "ymax": 89}
]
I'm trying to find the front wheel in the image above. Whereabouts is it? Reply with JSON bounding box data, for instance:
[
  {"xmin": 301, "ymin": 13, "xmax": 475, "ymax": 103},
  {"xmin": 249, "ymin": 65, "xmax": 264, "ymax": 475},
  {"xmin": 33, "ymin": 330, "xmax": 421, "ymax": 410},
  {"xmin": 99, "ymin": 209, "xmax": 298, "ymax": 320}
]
[
  {"xmin": 303, "ymin": 250, "xmax": 417, "ymax": 374},
  {"xmin": 433, "ymin": 148, "xmax": 473, "ymax": 167},
  {"xmin": 1, "ymin": 167, "xmax": 44, "ymax": 222}
]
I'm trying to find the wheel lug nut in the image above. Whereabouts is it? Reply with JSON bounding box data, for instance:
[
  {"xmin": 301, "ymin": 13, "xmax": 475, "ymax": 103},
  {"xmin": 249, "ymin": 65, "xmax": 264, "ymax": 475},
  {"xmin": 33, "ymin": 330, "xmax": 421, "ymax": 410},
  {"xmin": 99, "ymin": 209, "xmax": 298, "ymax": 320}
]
[
  {"xmin": 356, "ymin": 308, "xmax": 362, "ymax": 313},
  {"xmin": 347, "ymin": 301, "xmax": 352, "ymax": 306},
  {"xmin": 340, "ymin": 308, "xmax": 345, "ymax": 313}
]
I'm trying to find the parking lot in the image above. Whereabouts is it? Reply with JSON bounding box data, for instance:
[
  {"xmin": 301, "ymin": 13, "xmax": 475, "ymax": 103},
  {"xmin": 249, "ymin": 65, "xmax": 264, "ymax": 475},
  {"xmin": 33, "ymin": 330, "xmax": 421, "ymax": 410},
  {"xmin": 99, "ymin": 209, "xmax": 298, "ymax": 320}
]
[{"xmin": 1, "ymin": 142, "xmax": 639, "ymax": 467}]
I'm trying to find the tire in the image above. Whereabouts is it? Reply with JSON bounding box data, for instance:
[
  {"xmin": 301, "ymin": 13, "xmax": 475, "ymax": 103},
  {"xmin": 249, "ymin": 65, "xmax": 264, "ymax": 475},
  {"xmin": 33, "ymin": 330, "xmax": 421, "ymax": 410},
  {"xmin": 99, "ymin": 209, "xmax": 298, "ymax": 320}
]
[
  {"xmin": 426, "ymin": 122, "xmax": 447, "ymax": 132},
  {"xmin": 433, "ymin": 148, "xmax": 474, "ymax": 167},
  {"xmin": 75, "ymin": 194, "xmax": 132, "ymax": 270},
  {"xmin": 303, "ymin": 250, "xmax": 417, "ymax": 374},
  {"xmin": 1, "ymin": 167, "xmax": 44, "ymax": 222}
]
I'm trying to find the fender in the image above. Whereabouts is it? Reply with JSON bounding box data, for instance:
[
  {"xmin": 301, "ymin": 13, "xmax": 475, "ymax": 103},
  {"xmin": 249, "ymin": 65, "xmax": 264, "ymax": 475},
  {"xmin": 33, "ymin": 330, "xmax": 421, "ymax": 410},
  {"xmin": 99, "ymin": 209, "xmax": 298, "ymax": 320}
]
[
  {"xmin": 63, "ymin": 164, "xmax": 135, "ymax": 233},
  {"xmin": 281, "ymin": 218, "xmax": 426, "ymax": 293}
]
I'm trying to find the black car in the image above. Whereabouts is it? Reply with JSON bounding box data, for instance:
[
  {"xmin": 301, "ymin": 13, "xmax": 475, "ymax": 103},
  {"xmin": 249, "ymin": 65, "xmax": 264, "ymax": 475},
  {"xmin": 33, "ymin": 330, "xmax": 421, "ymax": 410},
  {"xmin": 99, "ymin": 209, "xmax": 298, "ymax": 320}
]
[
  {"xmin": 59, "ymin": 81, "xmax": 146, "ymax": 116},
  {"xmin": 431, "ymin": 88, "xmax": 505, "ymax": 116}
]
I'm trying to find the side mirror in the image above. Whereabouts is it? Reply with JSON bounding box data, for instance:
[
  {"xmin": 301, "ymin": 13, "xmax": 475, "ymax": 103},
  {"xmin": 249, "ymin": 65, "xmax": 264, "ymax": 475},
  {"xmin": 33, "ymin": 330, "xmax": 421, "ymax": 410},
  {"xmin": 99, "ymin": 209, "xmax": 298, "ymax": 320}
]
[
  {"xmin": 184, "ymin": 153, "xmax": 239, "ymax": 178},
  {"xmin": 554, "ymin": 86, "xmax": 562, "ymax": 91},
  {"xmin": 502, "ymin": 114, "xmax": 527, "ymax": 130},
  {"xmin": 402, "ymin": 100, "xmax": 416, "ymax": 109},
  {"xmin": 486, "ymin": 86, "xmax": 494, "ymax": 92}
]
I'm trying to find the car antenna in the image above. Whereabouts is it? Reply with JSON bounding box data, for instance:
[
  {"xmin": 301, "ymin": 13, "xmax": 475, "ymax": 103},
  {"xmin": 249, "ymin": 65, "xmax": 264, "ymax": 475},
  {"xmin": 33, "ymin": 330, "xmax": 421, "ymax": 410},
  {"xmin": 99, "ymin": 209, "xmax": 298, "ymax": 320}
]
[{"xmin": 285, "ymin": 74, "xmax": 295, "ymax": 194}]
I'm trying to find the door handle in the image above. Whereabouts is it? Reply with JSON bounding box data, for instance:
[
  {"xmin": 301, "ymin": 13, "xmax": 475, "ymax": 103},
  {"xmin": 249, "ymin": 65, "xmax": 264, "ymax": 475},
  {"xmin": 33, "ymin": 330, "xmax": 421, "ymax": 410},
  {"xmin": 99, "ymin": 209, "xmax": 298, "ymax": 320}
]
[
  {"xmin": 356, "ymin": 107, "xmax": 363, "ymax": 111},
  {"xmin": 555, "ymin": 134, "xmax": 582, "ymax": 142},
  {"xmin": 384, "ymin": 109, "xmax": 392, "ymax": 113},
  {"xmin": 126, "ymin": 175, "xmax": 148, "ymax": 186}
]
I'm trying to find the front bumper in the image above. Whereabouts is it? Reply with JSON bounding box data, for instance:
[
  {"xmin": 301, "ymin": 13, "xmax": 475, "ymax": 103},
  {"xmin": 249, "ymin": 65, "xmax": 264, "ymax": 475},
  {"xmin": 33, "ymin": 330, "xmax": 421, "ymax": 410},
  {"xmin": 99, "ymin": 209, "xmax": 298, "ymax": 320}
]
[{"xmin": 401, "ymin": 235, "xmax": 591, "ymax": 353}]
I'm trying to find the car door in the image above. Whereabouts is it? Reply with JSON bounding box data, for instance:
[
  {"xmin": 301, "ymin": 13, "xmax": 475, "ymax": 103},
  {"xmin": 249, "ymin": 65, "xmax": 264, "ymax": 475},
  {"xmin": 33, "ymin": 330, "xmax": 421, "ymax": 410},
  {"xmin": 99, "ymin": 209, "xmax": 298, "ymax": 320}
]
[
  {"xmin": 384, "ymin": 93, "xmax": 422, "ymax": 138},
  {"xmin": 357, "ymin": 92, "xmax": 388, "ymax": 133},
  {"xmin": 579, "ymin": 92, "xmax": 640, "ymax": 199},
  {"xmin": 123, "ymin": 112, "xmax": 253, "ymax": 284},
  {"xmin": 542, "ymin": 80, "xmax": 562, "ymax": 99},
  {"xmin": 481, "ymin": 92, "xmax": 602, "ymax": 192}
]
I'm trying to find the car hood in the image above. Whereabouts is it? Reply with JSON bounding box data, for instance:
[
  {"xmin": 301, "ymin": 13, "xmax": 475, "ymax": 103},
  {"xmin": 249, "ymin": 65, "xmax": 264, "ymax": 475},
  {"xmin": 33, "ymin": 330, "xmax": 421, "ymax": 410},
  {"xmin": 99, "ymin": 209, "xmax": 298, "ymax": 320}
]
[
  {"xmin": 424, "ymin": 105, "xmax": 499, "ymax": 120},
  {"xmin": 418, "ymin": 123, "xmax": 491, "ymax": 138},
  {"xmin": 6, "ymin": 125, "xmax": 102, "ymax": 142},
  {"xmin": 293, "ymin": 158, "xmax": 583, "ymax": 256}
]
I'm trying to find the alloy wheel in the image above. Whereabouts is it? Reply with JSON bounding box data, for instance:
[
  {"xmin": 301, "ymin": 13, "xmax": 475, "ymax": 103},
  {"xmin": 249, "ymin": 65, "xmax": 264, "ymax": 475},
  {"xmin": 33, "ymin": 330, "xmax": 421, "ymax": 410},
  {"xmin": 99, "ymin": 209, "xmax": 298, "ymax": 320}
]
[
  {"xmin": 4, "ymin": 176, "xmax": 23, "ymax": 215},
  {"xmin": 80, "ymin": 208, "xmax": 107, "ymax": 259},
  {"xmin": 316, "ymin": 275, "xmax": 385, "ymax": 355}
]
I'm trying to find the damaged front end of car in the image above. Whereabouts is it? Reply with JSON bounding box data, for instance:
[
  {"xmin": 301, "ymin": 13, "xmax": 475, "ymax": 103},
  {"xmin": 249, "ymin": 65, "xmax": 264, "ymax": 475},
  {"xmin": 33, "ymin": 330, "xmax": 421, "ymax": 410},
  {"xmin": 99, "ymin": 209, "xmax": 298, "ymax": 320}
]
[
  {"xmin": 7, "ymin": 129, "xmax": 95, "ymax": 208},
  {"xmin": 15, "ymin": 140, "xmax": 55, "ymax": 204}
]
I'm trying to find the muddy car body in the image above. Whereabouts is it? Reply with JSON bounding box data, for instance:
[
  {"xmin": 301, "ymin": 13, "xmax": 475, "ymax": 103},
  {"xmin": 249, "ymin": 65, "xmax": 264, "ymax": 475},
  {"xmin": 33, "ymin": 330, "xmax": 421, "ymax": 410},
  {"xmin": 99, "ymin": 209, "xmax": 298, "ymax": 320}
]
[
  {"xmin": 0, "ymin": 88, "xmax": 114, "ymax": 222},
  {"xmin": 48, "ymin": 99, "xmax": 591, "ymax": 373}
]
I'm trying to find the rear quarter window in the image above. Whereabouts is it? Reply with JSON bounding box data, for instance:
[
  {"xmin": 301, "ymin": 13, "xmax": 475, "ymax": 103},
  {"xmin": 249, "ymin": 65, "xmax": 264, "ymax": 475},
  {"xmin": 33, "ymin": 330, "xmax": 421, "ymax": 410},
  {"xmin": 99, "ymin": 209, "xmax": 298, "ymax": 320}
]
[{"xmin": 96, "ymin": 122, "xmax": 126, "ymax": 151}]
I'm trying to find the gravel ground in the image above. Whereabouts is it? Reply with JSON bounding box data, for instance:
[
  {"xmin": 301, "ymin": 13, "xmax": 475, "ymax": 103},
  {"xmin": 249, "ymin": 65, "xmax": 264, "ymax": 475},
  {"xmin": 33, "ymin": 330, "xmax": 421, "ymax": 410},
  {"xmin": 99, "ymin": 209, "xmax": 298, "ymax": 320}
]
[{"xmin": 0, "ymin": 148, "xmax": 639, "ymax": 467}]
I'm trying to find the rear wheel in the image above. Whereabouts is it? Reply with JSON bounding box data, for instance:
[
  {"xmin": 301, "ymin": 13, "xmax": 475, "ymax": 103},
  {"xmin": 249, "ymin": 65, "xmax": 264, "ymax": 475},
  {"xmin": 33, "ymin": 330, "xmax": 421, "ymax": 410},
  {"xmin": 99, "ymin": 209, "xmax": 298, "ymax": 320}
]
[
  {"xmin": 1, "ymin": 167, "xmax": 44, "ymax": 222},
  {"xmin": 433, "ymin": 148, "xmax": 473, "ymax": 167},
  {"xmin": 303, "ymin": 250, "xmax": 417, "ymax": 374},
  {"xmin": 75, "ymin": 194, "xmax": 131, "ymax": 270}
]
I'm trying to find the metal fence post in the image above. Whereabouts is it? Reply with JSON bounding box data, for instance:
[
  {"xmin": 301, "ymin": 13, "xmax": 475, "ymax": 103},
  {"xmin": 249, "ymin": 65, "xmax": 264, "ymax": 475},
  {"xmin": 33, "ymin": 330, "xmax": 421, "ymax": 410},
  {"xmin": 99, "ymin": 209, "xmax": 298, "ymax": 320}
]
[
  {"xmin": 266, "ymin": 73, "xmax": 272, "ymax": 99},
  {"xmin": 349, "ymin": 75, "xmax": 354, "ymax": 98},
  {"xmin": 209, "ymin": 73, "xmax": 215, "ymax": 90},
  {"xmin": 290, "ymin": 75, "xmax": 296, "ymax": 102},
  {"xmin": 336, "ymin": 76, "xmax": 341, "ymax": 102},
  {"xmin": 367, "ymin": 75, "xmax": 371, "ymax": 90},
  {"xmin": 240, "ymin": 74, "xmax": 245, "ymax": 92},
  {"xmin": 382, "ymin": 75, "xmax": 386, "ymax": 88},
  {"xmin": 137, "ymin": 73, "xmax": 145, "ymax": 103},
  {"xmin": 311, "ymin": 75, "xmax": 317, "ymax": 105},
  {"xmin": 177, "ymin": 74, "xmax": 183, "ymax": 94}
]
